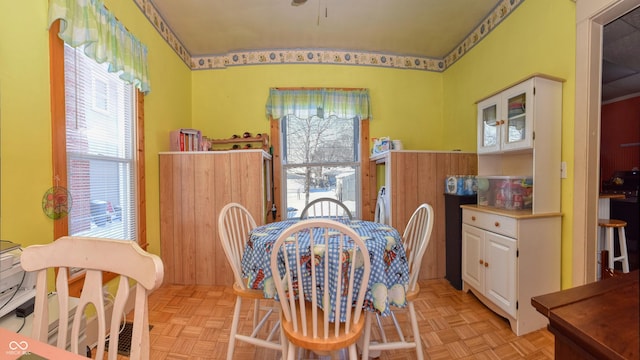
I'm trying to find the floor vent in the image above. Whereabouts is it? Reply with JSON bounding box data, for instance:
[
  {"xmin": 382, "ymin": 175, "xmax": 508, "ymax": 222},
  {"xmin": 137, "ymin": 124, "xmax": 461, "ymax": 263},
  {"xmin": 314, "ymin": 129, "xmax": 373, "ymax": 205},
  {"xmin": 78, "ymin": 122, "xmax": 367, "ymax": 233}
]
[{"xmin": 105, "ymin": 322, "xmax": 153, "ymax": 356}]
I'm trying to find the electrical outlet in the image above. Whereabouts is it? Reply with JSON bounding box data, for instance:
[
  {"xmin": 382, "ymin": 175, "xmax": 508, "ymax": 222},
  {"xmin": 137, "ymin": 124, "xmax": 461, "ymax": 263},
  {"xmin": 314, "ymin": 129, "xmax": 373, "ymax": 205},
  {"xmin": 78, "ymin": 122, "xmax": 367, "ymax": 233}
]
[{"xmin": 561, "ymin": 161, "xmax": 567, "ymax": 179}]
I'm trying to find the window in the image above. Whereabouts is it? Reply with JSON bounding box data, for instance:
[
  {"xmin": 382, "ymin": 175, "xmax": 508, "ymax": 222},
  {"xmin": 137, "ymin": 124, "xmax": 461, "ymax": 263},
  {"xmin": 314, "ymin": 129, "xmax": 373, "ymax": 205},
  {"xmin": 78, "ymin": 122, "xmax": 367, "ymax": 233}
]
[
  {"xmin": 63, "ymin": 44, "xmax": 138, "ymax": 240},
  {"xmin": 282, "ymin": 114, "xmax": 360, "ymax": 219},
  {"xmin": 49, "ymin": 9, "xmax": 148, "ymax": 295}
]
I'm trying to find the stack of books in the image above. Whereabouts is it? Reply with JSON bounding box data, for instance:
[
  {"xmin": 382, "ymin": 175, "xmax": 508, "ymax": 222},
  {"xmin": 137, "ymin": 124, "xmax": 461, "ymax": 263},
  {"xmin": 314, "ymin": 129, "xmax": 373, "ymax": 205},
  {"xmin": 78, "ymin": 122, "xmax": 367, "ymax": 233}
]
[{"xmin": 170, "ymin": 128, "xmax": 202, "ymax": 151}]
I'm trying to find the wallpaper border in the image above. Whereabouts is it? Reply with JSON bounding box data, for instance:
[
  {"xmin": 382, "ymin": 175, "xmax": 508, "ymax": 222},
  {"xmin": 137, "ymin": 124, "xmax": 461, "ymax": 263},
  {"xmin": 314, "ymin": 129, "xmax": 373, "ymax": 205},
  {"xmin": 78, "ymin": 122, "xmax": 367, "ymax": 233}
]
[{"xmin": 133, "ymin": 0, "xmax": 524, "ymax": 72}]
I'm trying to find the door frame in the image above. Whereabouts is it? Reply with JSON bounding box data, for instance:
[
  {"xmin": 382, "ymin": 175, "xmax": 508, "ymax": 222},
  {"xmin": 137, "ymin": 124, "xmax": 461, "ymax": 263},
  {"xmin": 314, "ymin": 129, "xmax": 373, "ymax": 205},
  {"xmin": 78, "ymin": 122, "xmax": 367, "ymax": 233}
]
[{"xmin": 573, "ymin": 0, "xmax": 640, "ymax": 285}]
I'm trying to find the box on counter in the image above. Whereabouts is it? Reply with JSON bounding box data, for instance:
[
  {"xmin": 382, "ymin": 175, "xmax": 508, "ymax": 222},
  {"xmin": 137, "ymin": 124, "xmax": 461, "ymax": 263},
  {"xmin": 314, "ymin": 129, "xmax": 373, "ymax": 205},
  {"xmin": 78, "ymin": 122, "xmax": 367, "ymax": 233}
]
[
  {"xmin": 445, "ymin": 175, "xmax": 477, "ymax": 195},
  {"xmin": 476, "ymin": 176, "xmax": 533, "ymax": 210},
  {"xmin": 372, "ymin": 137, "xmax": 390, "ymax": 154}
]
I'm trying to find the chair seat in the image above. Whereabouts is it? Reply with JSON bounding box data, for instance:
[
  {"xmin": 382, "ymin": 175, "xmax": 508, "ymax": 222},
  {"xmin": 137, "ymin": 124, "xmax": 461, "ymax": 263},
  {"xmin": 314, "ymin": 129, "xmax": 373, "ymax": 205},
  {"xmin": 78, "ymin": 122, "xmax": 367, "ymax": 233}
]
[
  {"xmin": 232, "ymin": 282, "xmax": 268, "ymax": 299},
  {"xmin": 406, "ymin": 283, "xmax": 420, "ymax": 302},
  {"xmin": 281, "ymin": 301, "xmax": 366, "ymax": 352},
  {"xmin": 598, "ymin": 218, "xmax": 627, "ymax": 227}
]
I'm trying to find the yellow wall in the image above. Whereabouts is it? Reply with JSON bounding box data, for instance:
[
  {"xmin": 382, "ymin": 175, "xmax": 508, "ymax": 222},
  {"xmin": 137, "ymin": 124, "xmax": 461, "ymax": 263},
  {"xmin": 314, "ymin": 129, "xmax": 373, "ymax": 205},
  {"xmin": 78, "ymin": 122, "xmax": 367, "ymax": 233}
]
[
  {"xmin": 442, "ymin": 0, "xmax": 576, "ymax": 286},
  {"xmin": 0, "ymin": 0, "xmax": 191, "ymax": 256},
  {"xmin": 1, "ymin": 0, "xmax": 578, "ymax": 285},
  {"xmin": 192, "ymin": 65, "xmax": 444, "ymax": 150},
  {"xmin": 0, "ymin": 1, "xmax": 52, "ymax": 247}
]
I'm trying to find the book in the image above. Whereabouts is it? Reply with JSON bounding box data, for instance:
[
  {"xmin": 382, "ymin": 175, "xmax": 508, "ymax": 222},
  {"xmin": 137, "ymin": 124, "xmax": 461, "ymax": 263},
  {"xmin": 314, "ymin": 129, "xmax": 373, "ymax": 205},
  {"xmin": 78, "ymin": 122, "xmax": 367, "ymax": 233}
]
[{"xmin": 170, "ymin": 129, "xmax": 202, "ymax": 151}]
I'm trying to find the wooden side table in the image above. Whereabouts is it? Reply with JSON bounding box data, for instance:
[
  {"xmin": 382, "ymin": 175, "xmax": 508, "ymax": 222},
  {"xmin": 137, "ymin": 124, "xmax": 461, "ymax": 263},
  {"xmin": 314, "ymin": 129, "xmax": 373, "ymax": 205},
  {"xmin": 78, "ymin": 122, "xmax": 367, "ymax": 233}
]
[{"xmin": 531, "ymin": 271, "xmax": 639, "ymax": 359}]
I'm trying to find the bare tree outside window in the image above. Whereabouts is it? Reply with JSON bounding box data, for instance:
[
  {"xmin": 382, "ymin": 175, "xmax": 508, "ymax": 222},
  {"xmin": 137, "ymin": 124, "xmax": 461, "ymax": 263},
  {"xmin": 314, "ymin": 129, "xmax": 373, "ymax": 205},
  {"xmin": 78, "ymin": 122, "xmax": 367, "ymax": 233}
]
[{"xmin": 282, "ymin": 114, "xmax": 360, "ymax": 218}]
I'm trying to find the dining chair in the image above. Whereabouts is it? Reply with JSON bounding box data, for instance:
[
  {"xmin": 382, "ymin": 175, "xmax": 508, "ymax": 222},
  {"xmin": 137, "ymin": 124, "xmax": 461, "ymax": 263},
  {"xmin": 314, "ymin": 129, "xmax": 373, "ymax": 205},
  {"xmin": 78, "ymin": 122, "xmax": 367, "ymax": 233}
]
[
  {"xmin": 20, "ymin": 236, "xmax": 164, "ymax": 360},
  {"xmin": 218, "ymin": 202, "xmax": 282, "ymax": 359},
  {"xmin": 374, "ymin": 186, "xmax": 388, "ymax": 225},
  {"xmin": 270, "ymin": 219, "xmax": 371, "ymax": 360},
  {"xmin": 361, "ymin": 203, "xmax": 434, "ymax": 360},
  {"xmin": 299, "ymin": 197, "xmax": 353, "ymax": 220}
]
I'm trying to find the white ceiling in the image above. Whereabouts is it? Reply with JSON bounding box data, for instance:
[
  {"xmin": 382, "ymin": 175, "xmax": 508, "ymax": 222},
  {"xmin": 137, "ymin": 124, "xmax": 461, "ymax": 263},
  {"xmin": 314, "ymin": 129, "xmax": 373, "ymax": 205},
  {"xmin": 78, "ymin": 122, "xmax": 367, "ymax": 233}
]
[{"xmin": 150, "ymin": 0, "xmax": 501, "ymax": 59}]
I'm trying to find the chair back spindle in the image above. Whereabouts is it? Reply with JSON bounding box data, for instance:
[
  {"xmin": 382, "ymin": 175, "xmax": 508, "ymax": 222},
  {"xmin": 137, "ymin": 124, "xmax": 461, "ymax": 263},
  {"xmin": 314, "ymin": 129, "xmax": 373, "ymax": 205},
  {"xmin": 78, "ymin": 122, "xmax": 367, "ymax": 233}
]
[
  {"xmin": 21, "ymin": 236, "xmax": 164, "ymax": 360},
  {"xmin": 270, "ymin": 219, "xmax": 370, "ymax": 358},
  {"xmin": 299, "ymin": 198, "xmax": 353, "ymax": 220}
]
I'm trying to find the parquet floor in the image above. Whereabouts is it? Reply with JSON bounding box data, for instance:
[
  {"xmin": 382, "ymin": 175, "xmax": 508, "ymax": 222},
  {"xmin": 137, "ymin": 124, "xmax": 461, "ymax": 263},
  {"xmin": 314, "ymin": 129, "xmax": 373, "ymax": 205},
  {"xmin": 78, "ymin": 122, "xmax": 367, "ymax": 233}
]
[{"xmin": 117, "ymin": 279, "xmax": 555, "ymax": 359}]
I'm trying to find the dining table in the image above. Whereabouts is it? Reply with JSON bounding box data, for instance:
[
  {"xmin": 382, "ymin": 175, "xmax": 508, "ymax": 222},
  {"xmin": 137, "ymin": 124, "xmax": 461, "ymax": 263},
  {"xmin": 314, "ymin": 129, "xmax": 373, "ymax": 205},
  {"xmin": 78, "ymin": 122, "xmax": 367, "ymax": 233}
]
[{"xmin": 241, "ymin": 218, "xmax": 410, "ymax": 322}]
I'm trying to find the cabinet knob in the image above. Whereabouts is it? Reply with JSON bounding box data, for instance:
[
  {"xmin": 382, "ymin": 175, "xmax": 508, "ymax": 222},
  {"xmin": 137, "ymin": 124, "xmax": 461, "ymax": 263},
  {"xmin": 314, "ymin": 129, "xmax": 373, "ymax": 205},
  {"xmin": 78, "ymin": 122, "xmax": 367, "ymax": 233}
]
[
  {"xmin": 471, "ymin": 216, "xmax": 476, "ymax": 221},
  {"xmin": 484, "ymin": 262, "xmax": 489, "ymax": 268},
  {"xmin": 479, "ymin": 259, "xmax": 484, "ymax": 265},
  {"xmin": 494, "ymin": 221, "xmax": 500, "ymax": 227}
]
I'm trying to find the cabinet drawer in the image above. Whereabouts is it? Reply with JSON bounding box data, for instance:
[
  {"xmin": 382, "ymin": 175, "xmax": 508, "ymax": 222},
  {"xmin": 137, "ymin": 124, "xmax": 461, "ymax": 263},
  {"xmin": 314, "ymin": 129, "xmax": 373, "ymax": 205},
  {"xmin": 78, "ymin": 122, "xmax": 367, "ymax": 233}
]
[{"xmin": 463, "ymin": 209, "xmax": 517, "ymax": 238}]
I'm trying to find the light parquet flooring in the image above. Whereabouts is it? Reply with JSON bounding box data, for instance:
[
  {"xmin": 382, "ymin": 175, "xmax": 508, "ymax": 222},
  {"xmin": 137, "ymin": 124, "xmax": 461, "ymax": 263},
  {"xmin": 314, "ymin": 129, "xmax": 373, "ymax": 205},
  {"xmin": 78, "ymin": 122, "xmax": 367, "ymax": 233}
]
[{"xmin": 112, "ymin": 279, "xmax": 554, "ymax": 359}]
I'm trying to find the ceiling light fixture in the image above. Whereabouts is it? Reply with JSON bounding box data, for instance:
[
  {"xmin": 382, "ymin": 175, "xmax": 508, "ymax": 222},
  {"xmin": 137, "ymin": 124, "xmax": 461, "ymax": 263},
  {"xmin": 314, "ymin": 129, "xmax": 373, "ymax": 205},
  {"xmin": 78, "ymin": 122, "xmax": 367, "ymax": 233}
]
[{"xmin": 291, "ymin": 0, "xmax": 307, "ymax": 6}]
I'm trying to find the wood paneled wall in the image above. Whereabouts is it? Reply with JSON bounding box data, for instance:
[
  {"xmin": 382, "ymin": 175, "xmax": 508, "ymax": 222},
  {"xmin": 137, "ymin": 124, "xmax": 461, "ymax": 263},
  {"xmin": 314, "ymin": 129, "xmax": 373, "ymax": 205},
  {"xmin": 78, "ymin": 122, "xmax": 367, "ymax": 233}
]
[
  {"xmin": 159, "ymin": 151, "xmax": 270, "ymax": 286},
  {"xmin": 369, "ymin": 151, "xmax": 477, "ymax": 280}
]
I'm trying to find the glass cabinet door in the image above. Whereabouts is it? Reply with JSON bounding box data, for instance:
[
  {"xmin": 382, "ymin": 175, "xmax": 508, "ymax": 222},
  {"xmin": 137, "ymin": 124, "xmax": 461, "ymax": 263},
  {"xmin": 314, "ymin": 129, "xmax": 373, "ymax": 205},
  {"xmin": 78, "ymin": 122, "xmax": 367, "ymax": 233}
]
[
  {"xmin": 477, "ymin": 95, "xmax": 501, "ymax": 153},
  {"xmin": 505, "ymin": 92, "xmax": 527, "ymax": 145},
  {"xmin": 501, "ymin": 79, "xmax": 533, "ymax": 151},
  {"xmin": 477, "ymin": 78, "xmax": 534, "ymax": 154},
  {"xmin": 482, "ymin": 104, "xmax": 498, "ymax": 148}
]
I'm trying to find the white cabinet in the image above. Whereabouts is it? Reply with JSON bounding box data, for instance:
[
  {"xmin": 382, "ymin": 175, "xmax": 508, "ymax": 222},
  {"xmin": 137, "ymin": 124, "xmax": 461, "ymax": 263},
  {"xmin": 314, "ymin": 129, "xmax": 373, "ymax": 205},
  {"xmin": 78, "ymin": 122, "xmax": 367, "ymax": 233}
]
[
  {"xmin": 462, "ymin": 223, "xmax": 517, "ymax": 317},
  {"xmin": 464, "ymin": 74, "xmax": 563, "ymax": 336},
  {"xmin": 477, "ymin": 75, "xmax": 562, "ymax": 214},
  {"xmin": 461, "ymin": 207, "xmax": 561, "ymax": 336},
  {"xmin": 477, "ymin": 79, "xmax": 535, "ymax": 154},
  {"xmin": 477, "ymin": 75, "xmax": 561, "ymax": 155}
]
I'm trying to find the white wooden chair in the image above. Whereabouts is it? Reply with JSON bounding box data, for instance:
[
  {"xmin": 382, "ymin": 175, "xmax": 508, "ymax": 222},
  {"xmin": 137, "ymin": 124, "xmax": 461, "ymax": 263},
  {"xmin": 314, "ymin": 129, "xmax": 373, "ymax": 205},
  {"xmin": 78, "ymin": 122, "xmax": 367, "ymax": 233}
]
[
  {"xmin": 299, "ymin": 197, "xmax": 353, "ymax": 220},
  {"xmin": 361, "ymin": 203, "xmax": 434, "ymax": 360},
  {"xmin": 270, "ymin": 219, "xmax": 371, "ymax": 360},
  {"xmin": 20, "ymin": 236, "xmax": 164, "ymax": 360},
  {"xmin": 218, "ymin": 202, "xmax": 282, "ymax": 359},
  {"xmin": 374, "ymin": 186, "xmax": 388, "ymax": 225}
]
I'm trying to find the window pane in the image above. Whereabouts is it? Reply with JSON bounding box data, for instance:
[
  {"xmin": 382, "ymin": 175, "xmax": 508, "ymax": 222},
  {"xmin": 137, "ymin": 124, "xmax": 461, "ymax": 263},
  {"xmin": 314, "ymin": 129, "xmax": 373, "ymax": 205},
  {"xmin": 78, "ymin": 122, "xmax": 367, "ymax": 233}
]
[
  {"xmin": 281, "ymin": 114, "xmax": 360, "ymax": 219},
  {"xmin": 64, "ymin": 44, "xmax": 137, "ymax": 240},
  {"xmin": 285, "ymin": 165, "xmax": 358, "ymax": 219},
  {"xmin": 283, "ymin": 116, "xmax": 357, "ymax": 165}
]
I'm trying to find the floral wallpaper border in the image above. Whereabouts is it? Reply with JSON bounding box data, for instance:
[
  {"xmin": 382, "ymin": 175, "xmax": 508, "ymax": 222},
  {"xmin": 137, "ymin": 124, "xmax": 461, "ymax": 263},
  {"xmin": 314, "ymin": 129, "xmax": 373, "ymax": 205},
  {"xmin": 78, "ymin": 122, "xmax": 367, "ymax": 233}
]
[{"xmin": 134, "ymin": 0, "xmax": 523, "ymax": 72}]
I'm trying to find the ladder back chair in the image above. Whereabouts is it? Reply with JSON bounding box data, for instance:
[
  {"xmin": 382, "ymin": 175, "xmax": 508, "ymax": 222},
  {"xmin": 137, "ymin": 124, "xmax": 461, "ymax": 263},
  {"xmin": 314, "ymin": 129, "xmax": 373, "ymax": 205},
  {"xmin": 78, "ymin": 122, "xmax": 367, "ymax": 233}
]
[
  {"xmin": 270, "ymin": 219, "xmax": 371, "ymax": 360},
  {"xmin": 218, "ymin": 202, "xmax": 282, "ymax": 359},
  {"xmin": 299, "ymin": 197, "xmax": 353, "ymax": 220},
  {"xmin": 362, "ymin": 203, "xmax": 434, "ymax": 360},
  {"xmin": 20, "ymin": 236, "xmax": 164, "ymax": 360}
]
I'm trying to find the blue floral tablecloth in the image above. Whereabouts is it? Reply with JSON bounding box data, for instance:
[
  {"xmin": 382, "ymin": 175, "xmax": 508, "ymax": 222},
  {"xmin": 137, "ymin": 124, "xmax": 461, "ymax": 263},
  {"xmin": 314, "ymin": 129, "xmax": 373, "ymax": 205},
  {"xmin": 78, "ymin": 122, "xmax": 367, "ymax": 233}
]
[{"xmin": 241, "ymin": 218, "xmax": 410, "ymax": 322}]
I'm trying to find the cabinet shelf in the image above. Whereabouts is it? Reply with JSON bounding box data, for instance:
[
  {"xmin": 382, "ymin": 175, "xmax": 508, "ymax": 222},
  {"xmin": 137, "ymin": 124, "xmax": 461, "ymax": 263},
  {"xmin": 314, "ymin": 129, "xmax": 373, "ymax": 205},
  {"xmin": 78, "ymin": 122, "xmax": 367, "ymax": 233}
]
[
  {"xmin": 210, "ymin": 133, "xmax": 269, "ymax": 150},
  {"xmin": 508, "ymin": 113, "xmax": 526, "ymax": 121}
]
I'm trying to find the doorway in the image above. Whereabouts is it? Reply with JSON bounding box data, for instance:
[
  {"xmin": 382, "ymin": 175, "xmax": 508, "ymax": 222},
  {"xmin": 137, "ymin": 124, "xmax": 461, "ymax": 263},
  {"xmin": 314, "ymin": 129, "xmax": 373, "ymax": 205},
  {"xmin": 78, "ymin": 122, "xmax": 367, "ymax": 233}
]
[{"xmin": 574, "ymin": 0, "xmax": 640, "ymax": 285}]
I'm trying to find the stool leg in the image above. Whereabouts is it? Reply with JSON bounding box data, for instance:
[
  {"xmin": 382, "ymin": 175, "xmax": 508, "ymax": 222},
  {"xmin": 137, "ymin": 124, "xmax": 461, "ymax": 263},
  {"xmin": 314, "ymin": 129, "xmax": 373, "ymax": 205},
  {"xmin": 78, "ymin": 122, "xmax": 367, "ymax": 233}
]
[
  {"xmin": 617, "ymin": 227, "xmax": 630, "ymax": 273},
  {"xmin": 597, "ymin": 226, "xmax": 606, "ymax": 279},
  {"xmin": 606, "ymin": 227, "xmax": 615, "ymax": 271}
]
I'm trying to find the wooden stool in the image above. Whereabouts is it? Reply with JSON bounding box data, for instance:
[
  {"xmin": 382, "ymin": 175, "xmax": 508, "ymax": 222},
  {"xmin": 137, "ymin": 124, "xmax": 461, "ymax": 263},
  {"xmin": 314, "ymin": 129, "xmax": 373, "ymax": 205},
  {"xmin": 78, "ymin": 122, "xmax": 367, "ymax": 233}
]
[{"xmin": 598, "ymin": 219, "xmax": 630, "ymax": 273}]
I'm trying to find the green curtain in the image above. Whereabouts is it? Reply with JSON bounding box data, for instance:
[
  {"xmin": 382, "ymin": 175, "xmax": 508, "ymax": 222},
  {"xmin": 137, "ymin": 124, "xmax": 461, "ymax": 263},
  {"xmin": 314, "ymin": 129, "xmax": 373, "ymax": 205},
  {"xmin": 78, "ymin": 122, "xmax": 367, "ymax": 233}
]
[
  {"xmin": 48, "ymin": 0, "xmax": 151, "ymax": 94},
  {"xmin": 266, "ymin": 89, "xmax": 371, "ymax": 120}
]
